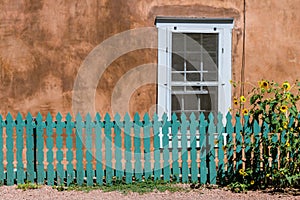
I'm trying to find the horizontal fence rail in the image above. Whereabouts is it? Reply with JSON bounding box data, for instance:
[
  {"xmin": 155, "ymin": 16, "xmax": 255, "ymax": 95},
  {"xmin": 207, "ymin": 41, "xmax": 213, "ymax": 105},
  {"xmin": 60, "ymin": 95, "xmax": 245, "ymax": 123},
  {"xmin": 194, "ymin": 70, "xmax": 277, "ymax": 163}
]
[{"xmin": 0, "ymin": 112, "xmax": 296, "ymax": 186}]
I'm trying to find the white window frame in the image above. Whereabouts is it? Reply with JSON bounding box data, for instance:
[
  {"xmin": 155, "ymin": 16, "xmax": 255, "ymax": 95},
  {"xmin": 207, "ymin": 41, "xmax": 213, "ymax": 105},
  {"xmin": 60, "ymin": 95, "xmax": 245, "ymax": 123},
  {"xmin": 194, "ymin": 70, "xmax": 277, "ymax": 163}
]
[{"xmin": 156, "ymin": 17, "xmax": 234, "ymax": 119}]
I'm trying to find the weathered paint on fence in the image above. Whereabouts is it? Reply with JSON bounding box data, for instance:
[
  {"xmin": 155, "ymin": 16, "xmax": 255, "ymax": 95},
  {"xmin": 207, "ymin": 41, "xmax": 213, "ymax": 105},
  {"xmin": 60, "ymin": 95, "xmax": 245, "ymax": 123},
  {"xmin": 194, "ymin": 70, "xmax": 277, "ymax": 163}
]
[{"xmin": 0, "ymin": 112, "xmax": 294, "ymax": 186}]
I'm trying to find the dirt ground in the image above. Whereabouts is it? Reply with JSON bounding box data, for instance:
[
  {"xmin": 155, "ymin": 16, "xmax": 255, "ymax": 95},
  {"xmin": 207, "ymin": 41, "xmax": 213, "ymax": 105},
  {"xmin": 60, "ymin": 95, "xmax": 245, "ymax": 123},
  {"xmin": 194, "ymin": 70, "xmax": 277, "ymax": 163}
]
[{"xmin": 0, "ymin": 185, "xmax": 299, "ymax": 200}]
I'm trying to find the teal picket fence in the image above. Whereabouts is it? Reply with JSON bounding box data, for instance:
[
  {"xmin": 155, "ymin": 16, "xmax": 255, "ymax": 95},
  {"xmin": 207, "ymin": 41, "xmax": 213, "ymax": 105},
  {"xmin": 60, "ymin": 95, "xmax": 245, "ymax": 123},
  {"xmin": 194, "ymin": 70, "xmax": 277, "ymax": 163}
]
[{"xmin": 0, "ymin": 112, "xmax": 292, "ymax": 186}]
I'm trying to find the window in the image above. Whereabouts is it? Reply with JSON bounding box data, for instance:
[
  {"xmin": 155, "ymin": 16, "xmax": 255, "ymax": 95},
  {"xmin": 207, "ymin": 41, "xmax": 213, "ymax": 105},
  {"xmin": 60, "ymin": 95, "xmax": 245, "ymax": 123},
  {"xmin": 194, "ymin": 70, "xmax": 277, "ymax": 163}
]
[{"xmin": 155, "ymin": 17, "xmax": 234, "ymax": 119}]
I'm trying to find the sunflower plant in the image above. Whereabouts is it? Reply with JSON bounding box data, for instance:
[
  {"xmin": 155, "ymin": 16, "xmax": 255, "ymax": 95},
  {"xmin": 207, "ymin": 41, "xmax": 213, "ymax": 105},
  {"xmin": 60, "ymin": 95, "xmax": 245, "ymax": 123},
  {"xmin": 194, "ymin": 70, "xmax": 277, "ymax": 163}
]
[{"xmin": 228, "ymin": 80, "xmax": 300, "ymax": 190}]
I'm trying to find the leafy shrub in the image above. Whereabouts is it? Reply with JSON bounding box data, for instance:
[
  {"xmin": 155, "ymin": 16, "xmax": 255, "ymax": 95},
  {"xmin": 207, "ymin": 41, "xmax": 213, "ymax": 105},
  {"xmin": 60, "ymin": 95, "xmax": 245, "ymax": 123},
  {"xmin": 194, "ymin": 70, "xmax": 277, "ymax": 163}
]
[{"xmin": 228, "ymin": 80, "xmax": 300, "ymax": 191}]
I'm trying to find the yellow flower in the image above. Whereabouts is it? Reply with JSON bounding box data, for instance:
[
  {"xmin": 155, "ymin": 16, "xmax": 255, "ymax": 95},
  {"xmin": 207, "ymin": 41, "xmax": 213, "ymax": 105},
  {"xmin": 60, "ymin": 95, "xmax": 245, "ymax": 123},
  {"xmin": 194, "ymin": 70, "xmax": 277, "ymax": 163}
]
[
  {"xmin": 240, "ymin": 96, "xmax": 246, "ymax": 103},
  {"xmin": 259, "ymin": 80, "xmax": 269, "ymax": 89},
  {"xmin": 282, "ymin": 82, "xmax": 291, "ymax": 91},
  {"xmin": 266, "ymin": 174, "xmax": 270, "ymax": 178},
  {"xmin": 286, "ymin": 142, "xmax": 290, "ymax": 147},
  {"xmin": 239, "ymin": 169, "xmax": 244, "ymax": 175},
  {"xmin": 280, "ymin": 105, "xmax": 288, "ymax": 113},
  {"xmin": 243, "ymin": 172, "xmax": 248, "ymax": 177},
  {"xmin": 250, "ymin": 180, "xmax": 255, "ymax": 185},
  {"xmin": 283, "ymin": 121, "xmax": 288, "ymax": 129},
  {"xmin": 242, "ymin": 109, "xmax": 249, "ymax": 115}
]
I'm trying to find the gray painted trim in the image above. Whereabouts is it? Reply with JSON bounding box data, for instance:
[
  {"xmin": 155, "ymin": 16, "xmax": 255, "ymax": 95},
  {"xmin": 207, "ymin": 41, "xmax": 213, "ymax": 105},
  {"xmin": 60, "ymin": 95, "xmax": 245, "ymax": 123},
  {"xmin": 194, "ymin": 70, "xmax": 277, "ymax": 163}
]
[{"xmin": 155, "ymin": 16, "xmax": 234, "ymax": 25}]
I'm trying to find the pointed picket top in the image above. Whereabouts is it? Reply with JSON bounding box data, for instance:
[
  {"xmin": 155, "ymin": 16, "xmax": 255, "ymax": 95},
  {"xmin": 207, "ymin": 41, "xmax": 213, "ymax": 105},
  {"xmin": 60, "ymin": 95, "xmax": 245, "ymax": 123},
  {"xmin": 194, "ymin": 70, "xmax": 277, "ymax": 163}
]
[
  {"xmin": 124, "ymin": 112, "xmax": 131, "ymax": 122},
  {"xmin": 226, "ymin": 112, "xmax": 232, "ymax": 124},
  {"xmin": 66, "ymin": 113, "xmax": 72, "ymax": 121},
  {"xmin": 235, "ymin": 114, "xmax": 241, "ymax": 126},
  {"xmin": 208, "ymin": 112, "xmax": 215, "ymax": 123},
  {"xmin": 217, "ymin": 112, "xmax": 224, "ymax": 132},
  {"xmin": 171, "ymin": 112, "xmax": 178, "ymax": 122},
  {"xmin": 85, "ymin": 113, "xmax": 92, "ymax": 122},
  {"xmin": 190, "ymin": 112, "xmax": 196, "ymax": 121},
  {"xmin": 76, "ymin": 112, "xmax": 82, "ymax": 121},
  {"xmin": 200, "ymin": 112, "xmax": 206, "ymax": 122},
  {"xmin": 46, "ymin": 113, "xmax": 53, "ymax": 122},
  {"xmin": 16, "ymin": 112, "xmax": 23, "ymax": 122},
  {"xmin": 180, "ymin": 112, "xmax": 187, "ymax": 122},
  {"xmin": 153, "ymin": 113, "xmax": 159, "ymax": 122},
  {"xmin": 95, "ymin": 112, "xmax": 101, "ymax": 121},
  {"xmin": 26, "ymin": 112, "xmax": 33, "ymax": 120},
  {"xmin": 114, "ymin": 113, "xmax": 121, "ymax": 122},
  {"xmin": 56, "ymin": 112, "xmax": 63, "ymax": 121},
  {"xmin": 262, "ymin": 120, "xmax": 269, "ymax": 133},
  {"xmin": 143, "ymin": 113, "xmax": 150, "ymax": 126},
  {"xmin": 35, "ymin": 112, "xmax": 42, "ymax": 122},
  {"xmin": 134, "ymin": 112, "xmax": 140, "ymax": 122},
  {"xmin": 104, "ymin": 113, "xmax": 111, "ymax": 122},
  {"xmin": 162, "ymin": 113, "xmax": 168, "ymax": 122},
  {"xmin": 6, "ymin": 112, "xmax": 13, "ymax": 123}
]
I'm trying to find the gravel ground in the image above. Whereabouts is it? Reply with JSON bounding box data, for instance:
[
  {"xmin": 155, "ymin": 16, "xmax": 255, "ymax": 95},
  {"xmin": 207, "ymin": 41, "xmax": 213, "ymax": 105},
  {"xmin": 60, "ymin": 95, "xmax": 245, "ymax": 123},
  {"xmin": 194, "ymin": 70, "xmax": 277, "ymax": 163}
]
[{"xmin": 0, "ymin": 186, "xmax": 300, "ymax": 200}]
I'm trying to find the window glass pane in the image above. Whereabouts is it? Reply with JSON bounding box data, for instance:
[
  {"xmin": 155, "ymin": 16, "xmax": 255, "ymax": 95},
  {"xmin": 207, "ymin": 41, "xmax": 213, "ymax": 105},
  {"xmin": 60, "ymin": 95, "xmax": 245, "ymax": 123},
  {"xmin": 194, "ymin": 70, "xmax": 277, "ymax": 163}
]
[
  {"xmin": 172, "ymin": 86, "xmax": 184, "ymax": 91},
  {"xmin": 203, "ymin": 72, "xmax": 218, "ymax": 81},
  {"xmin": 202, "ymin": 34, "xmax": 218, "ymax": 52},
  {"xmin": 172, "ymin": 73, "xmax": 184, "ymax": 81},
  {"xmin": 200, "ymin": 87, "xmax": 218, "ymax": 112},
  {"xmin": 186, "ymin": 73, "xmax": 200, "ymax": 82},
  {"xmin": 172, "ymin": 94, "xmax": 182, "ymax": 112},
  {"xmin": 172, "ymin": 33, "xmax": 184, "ymax": 52},
  {"xmin": 186, "ymin": 53, "xmax": 200, "ymax": 71},
  {"xmin": 172, "ymin": 54, "xmax": 184, "ymax": 71},
  {"xmin": 183, "ymin": 94, "xmax": 199, "ymax": 110},
  {"xmin": 203, "ymin": 52, "xmax": 218, "ymax": 70},
  {"xmin": 186, "ymin": 34, "xmax": 201, "ymax": 51}
]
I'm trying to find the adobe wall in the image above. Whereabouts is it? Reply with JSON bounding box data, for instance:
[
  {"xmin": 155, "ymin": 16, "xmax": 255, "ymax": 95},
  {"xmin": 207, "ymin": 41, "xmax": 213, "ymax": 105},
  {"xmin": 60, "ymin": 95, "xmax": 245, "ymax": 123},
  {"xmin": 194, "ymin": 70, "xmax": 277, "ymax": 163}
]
[{"xmin": 0, "ymin": 0, "xmax": 299, "ymax": 118}]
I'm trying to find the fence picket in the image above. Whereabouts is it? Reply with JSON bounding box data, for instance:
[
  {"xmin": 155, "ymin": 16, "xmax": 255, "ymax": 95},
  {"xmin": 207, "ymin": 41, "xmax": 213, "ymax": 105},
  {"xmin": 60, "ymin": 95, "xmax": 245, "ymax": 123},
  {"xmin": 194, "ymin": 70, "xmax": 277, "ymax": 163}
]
[
  {"xmin": 162, "ymin": 114, "xmax": 170, "ymax": 182},
  {"xmin": 65, "ymin": 113, "xmax": 74, "ymax": 186},
  {"xmin": 6, "ymin": 113, "xmax": 14, "ymax": 185},
  {"xmin": 253, "ymin": 119, "xmax": 260, "ymax": 171},
  {"xmin": 133, "ymin": 113, "xmax": 142, "ymax": 181},
  {"xmin": 36, "ymin": 113, "xmax": 45, "ymax": 184},
  {"xmin": 0, "ymin": 115, "xmax": 3, "ymax": 185},
  {"xmin": 217, "ymin": 113, "xmax": 225, "ymax": 184},
  {"xmin": 56, "ymin": 113, "xmax": 64, "ymax": 185},
  {"xmin": 95, "ymin": 113, "xmax": 103, "ymax": 185},
  {"xmin": 85, "ymin": 113, "xmax": 94, "ymax": 186},
  {"xmin": 181, "ymin": 113, "xmax": 189, "ymax": 183},
  {"xmin": 143, "ymin": 113, "xmax": 152, "ymax": 180},
  {"xmin": 171, "ymin": 113, "xmax": 180, "ymax": 182},
  {"xmin": 114, "ymin": 113, "xmax": 123, "ymax": 180},
  {"xmin": 26, "ymin": 113, "xmax": 35, "ymax": 183},
  {"xmin": 235, "ymin": 115, "xmax": 242, "ymax": 171},
  {"xmin": 124, "ymin": 113, "xmax": 132, "ymax": 183},
  {"xmin": 46, "ymin": 113, "xmax": 54, "ymax": 185},
  {"xmin": 208, "ymin": 113, "xmax": 217, "ymax": 184},
  {"xmin": 190, "ymin": 113, "xmax": 199, "ymax": 183},
  {"xmin": 75, "ymin": 113, "xmax": 84, "ymax": 185},
  {"xmin": 153, "ymin": 114, "xmax": 161, "ymax": 181},
  {"xmin": 225, "ymin": 113, "xmax": 234, "ymax": 177},
  {"xmin": 16, "ymin": 113, "xmax": 25, "ymax": 184},
  {"xmin": 199, "ymin": 113, "xmax": 207, "ymax": 184},
  {"xmin": 104, "ymin": 113, "xmax": 113, "ymax": 184},
  {"xmin": 243, "ymin": 115, "xmax": 251, "ymax": 170},
  {"xmin": 262, "ymin": 122, "xmax": 270, "ymax": 169}
]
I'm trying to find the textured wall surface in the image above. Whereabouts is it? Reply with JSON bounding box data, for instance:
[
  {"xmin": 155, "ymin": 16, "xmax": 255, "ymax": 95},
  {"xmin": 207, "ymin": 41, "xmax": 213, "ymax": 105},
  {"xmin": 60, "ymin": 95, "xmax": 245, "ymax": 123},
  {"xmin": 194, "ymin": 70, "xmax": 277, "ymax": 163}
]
[{"xmin": 0, "ymin": 0, "xmax": 299, "ymax": 118}]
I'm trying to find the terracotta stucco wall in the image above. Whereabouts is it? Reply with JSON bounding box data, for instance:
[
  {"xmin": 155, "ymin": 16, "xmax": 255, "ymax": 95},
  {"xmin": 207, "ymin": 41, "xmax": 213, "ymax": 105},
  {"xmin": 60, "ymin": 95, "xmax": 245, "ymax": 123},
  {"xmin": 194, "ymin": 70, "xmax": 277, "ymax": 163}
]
[{"xmin": 0, "ymin": 0, "xmax": 299, "ymax": 118}]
